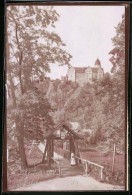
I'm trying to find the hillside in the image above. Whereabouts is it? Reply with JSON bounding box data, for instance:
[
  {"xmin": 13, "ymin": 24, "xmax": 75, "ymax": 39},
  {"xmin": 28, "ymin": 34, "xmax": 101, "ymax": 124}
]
[{"xmin": 35, "ymin": 74, "xmax": 125, "ymax": 154}]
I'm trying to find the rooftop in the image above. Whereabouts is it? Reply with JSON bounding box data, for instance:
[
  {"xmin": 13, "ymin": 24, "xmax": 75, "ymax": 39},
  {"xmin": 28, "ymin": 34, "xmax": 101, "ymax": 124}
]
[
  {"xmin": 43, "ymin": 123, "xmax": 84, "ymax": 140},
  {"xmin": 74, "ymin": 67, "xmax": 87, "ymax": 73},
  {"xmin": 95, "ymin": 58, "xmax": 101, "ymax": 65}
]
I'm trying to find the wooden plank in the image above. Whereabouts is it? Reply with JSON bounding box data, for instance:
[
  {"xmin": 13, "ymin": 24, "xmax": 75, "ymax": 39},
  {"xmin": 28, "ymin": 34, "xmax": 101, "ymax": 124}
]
[
  {"xmin": 47, "ymin": 140, "xmax": 51, "ymax": 166},
  {"xmin": 75, "ymin": 156, "xmax": 104, "ymax": 169},
  {"xmin": 72, "ymin": 137, "xmax": 81, "ymax": 164},
  {"xmin": 100, "ymin": 167, "xmax": 103, "ymax": 180},
  {"xmin": 51, "ymin": 140, "xmax": 54, "ymax": 163},
  {"xmin": 70, "ymin": 136, "xmax": 75, "ymax": 154},
  {"xmin": 85, "ymin": 162, "xmax": 88, "ymax": 176},
  {"xmin": 112, "ymin": 143, "xmax": 116, "ymax": 174},
  {"xmin": 49, "ymin": 140, "xmax": 52, "ymax": 166},
  {"xmin": 43, "ymin": 123, "xmax": 83, "ymax": 140},
  {"xmin": 42, "ymin": 141, "xmax": 48, "ymax": 163}
]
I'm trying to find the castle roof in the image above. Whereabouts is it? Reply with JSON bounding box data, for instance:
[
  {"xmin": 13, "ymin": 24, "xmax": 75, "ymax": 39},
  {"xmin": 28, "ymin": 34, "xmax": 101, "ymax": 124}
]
[
  {"xmin": 92, "ymin": 67, "xmax": 103, "ymax": 73},
  {"xmin": 74, "ymin": 67, "xmax": 87, "ymax": 73},
  {"xmin": 73, "ymin": 66, "xmax": 103, "ymax": 74},
  {"xmin": 95, "ymin": 58, "xmax": 101, "ymax": 65}
]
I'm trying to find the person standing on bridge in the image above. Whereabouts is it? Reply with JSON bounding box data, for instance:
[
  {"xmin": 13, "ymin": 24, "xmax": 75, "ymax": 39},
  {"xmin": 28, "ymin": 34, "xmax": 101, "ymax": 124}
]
[{"xmin": 71, "ymin": 153, "xmax": 76, "ymax": 166}]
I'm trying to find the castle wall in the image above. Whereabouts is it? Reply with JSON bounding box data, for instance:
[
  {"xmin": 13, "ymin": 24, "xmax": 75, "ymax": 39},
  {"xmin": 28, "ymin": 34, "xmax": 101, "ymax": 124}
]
[
  {"xmin": 68, "ymin": 67, "xmax": 75, "ymax": 82},
  {"xmin": 87, "ymin": 73, "xmax": 92, "ymax": 82},
  {"xmin": 85, "ymin": 67, "xmax": 92, "ymax": 82},
  {"xmin": 97, "ymin": 69, "xmax": 104, "ymax": 80},
  {"xmin": 92, "ymin": 73, "xmax": 97, "ymax": 80},
  {"xmin": 75, "ymin": 73, "xmax": 86, "ymax": 86},
  {"xmin": 97, "ymin": 73, "xmax": 103, "ymax": 79},
  {"xmin": 67, "ymin": 62, "xmax": 104, "ymax": 85}
]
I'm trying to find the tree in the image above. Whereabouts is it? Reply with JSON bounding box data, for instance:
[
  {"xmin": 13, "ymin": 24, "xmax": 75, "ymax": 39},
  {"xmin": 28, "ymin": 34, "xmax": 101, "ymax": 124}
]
[
  {"xmin": 7, "ymin": 6, "xmax": 72, "ymax": 93},
  {"xmin": 109, "ymin": 14, "xmax": 125, "ymax": 75},
  {"xmin": 6, "ymin": 5, "xmax": 72, "ymax": 169},
  {"xmin": 103, "ymin": 13, "xmax": 125, "ymax": 151}
]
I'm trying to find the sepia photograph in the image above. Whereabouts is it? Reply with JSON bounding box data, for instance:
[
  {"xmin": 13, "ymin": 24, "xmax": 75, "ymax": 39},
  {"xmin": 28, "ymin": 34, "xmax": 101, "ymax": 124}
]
[{"xmin": 4, "ymin": 3, "xmax": 129, "ymax": 191}]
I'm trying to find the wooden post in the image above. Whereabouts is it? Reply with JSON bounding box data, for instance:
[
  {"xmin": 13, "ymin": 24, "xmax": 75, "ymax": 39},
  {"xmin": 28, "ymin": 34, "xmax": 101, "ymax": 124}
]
[
  {"xmin": 47, "ymin": 140, "xmax": 49, "ymax": 165},
  {"xmin": 74, "ymin": 140, "xmax": 81, "ymax": 164},
  {"xmin": 69, "ymin": 136, "xmax": 72, "ymax": 156},
  {"xmin": 100, "ymin": 167, "xmax": 103, "ymax": 180},
  {"xmin": 42, "ymin": 141, "xmax": 48, "ymax": 163},
  {"xmin": 47, "ymin": 140, "xmax": 52, "ymax": 167},
  {"xmin": 59, "ymin": 163, "xmax": 61, "ymax": 176},
  {"xmin": 85, "ymin": 162, "xmax": 88, "ymax": 176},
  {"xmin": 112, "ymin": 143, "xmax": 116, "ymax": 174},
  {"xmin": 70, "ymin": 136, "xmax": 75, "ymax": 154},
  {"xmin": 49, "ymin": 140, "xmax": 52, "ymax": 166},
  {"xmin": 50, "ymin": 139, "xmax": 54, "ymax": 163}
]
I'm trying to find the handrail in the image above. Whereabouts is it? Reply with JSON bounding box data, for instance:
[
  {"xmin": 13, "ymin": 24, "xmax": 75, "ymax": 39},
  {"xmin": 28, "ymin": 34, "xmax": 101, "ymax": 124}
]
[
  {"xmin": 51, "ymin": 157, "xmax": 61, "ymax": 176},
  {"xmin": 75, "ymin": 156, "xmax": 104, "ymax": 180},
  {"xmin": 51, "ymin": 157, "xmax": 60, "ymax": 164},
  {"xmin": 75, "ymin": 156, "xmax": 104, "ymax": 169}
]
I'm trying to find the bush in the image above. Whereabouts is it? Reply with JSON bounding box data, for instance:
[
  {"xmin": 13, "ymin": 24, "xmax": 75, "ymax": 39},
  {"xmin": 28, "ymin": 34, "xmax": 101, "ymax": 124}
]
[
  {"xmin": 8, "ymin": 167, "xmax": 56, "ymax": 191},
  {"xmin": 103, "ymin": 165, "xmax": 125, "ymax": 186}
]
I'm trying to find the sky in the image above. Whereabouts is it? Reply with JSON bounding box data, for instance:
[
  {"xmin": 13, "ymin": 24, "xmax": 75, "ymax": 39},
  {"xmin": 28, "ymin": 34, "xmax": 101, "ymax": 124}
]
[{"xmin": 46, "ymin": 6, "xmax": 125, "ymax": 80}]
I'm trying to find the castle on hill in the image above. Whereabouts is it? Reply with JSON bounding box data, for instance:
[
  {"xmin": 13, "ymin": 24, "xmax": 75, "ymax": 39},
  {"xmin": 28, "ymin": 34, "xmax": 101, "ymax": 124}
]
[{"xmin": 66, "ymin": 58, "xmax": 104, "ymax": 86}]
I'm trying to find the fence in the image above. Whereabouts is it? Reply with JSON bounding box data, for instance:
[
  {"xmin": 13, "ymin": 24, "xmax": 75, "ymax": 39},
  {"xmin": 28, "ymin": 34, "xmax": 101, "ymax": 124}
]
[
  {"xmin": 75, "ymin": 156, "xmax": 104, "ymax": 180},
  {"xmin": 51, "ymin": 157, "xmax": 62, "ymax": 176}
]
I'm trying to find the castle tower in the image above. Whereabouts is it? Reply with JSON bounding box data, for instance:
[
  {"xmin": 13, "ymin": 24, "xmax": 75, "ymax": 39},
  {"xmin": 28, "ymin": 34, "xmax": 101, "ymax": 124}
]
[{"xmin": 94, "ymin": 58, "xmax": 101, "ymax": 68}]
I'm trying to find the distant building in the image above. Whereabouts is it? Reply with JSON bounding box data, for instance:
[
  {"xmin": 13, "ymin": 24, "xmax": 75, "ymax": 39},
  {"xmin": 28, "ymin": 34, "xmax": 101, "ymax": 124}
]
[{"xmin": 67, "ymin": 58, "xmax": 104, "ymax": 86}]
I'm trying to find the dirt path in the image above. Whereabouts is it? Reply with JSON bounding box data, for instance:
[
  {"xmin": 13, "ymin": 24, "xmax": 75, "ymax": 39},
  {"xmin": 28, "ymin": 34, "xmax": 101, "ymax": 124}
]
[{"xmin": 15, "ymin": 175, "xmax": 124, "ymax": 191}]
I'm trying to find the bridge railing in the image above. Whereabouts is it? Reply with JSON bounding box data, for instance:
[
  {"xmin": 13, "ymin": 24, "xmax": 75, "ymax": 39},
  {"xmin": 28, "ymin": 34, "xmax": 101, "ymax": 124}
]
[
  {"xmin": 75, "ymin": 156, "xmax": 104, "ymax": 180},
  {"xmin": 51, "ymin": 157, "xmax": 62, "ymax": 176}
]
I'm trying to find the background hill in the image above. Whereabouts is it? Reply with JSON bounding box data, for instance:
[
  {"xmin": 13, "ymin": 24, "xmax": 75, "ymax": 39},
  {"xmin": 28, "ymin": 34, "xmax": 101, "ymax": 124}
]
[{"xmin": 36, "ymin": 72, "xmax": 125, "ymax": 154}]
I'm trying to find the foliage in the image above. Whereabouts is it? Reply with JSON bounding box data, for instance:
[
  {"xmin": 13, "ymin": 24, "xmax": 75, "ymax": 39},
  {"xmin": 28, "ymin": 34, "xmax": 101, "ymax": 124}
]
[
  {"xmin": 109, "ymin": 14, "xmax": 125, "ymax": 74},
  {"xmin": 7, "ymin": 6, "xmax": 72, "ymax": 87},
  {"xmin": 45, "ymin": 10, "xmax": 125, "ymax": 151},
  {"xmin": 7, "ymin": 7, "xmax": 125, "ymax": 177},
  {"xmin": 6, "ymin": 5, "xmax": 71, "ymax": 170},
  {"xmin": 17, "ymin": 88, "xmax": 53, "ymax": 141}
]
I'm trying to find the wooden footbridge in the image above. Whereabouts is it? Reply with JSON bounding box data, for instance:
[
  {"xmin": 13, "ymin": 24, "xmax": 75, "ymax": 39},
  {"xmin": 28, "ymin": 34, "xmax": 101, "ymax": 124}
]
[{"xmin": 40, "ymin": 123, "xmax": 104, "ymax": 180}]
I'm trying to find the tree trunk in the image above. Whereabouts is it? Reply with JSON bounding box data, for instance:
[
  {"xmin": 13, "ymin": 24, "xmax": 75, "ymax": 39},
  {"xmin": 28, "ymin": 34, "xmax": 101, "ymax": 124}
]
[
  {"xmin": 7, "ymin": 76, "xmax": 28, "ymax": 169},
  {"xmin": 8, "ymin": 73, "xmax": 28, "ymax": 169},
  {"xmin": 17, "ymin": 135, "xmax": 28, "ymax": 170},
  {"xmin": 6, "ymin": 18, "xmax": 28, "ymax": 170}
]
